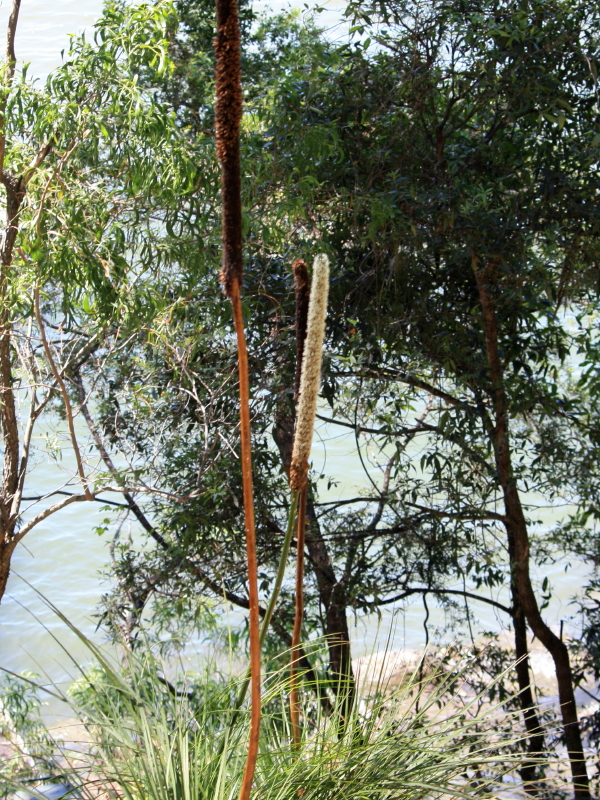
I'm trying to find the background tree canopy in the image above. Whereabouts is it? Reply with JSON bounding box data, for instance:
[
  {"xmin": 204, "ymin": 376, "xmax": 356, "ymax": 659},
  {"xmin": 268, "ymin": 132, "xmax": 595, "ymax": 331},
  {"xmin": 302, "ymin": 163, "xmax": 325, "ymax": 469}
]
[{"xmin": 2, "ymin": 0, "xmax": 600, "ymax": 796}]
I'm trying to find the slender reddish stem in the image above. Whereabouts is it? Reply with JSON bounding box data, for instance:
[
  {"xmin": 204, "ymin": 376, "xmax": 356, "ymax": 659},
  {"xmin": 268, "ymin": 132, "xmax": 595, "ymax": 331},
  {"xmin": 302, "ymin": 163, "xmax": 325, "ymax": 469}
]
[
  {"xmin": 230, "ymin": 277, "xmax": 261, "ymax": 800},
  {"xmin": 290, "ymin": 486, "xmax": 307, "ymax": 749}
]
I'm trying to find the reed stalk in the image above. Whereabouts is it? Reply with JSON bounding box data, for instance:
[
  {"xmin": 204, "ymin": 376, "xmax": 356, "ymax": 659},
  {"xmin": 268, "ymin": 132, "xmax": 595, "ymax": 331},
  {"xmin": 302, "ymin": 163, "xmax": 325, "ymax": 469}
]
[{"xmin": 224, "ymin": 491, "xmax": 300, "ymax": 732}]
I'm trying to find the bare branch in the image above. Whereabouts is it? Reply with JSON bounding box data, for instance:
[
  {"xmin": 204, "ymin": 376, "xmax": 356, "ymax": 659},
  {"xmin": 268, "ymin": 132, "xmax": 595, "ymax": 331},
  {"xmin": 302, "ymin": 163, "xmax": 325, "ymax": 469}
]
[
  {"xmin": 34, "ymin": 286, "xmax": 93, "ymax": 499},
  {"xmin": 317, "ymin": 402, "xmax": 494, "ymax": 476},
  {"xmin": 367, "ymin": 452, "xmax": 396, "ymax": 531},
  {"xmin": 14, "ymin": 491, "xmax": 92, "ymax": 543},
  {"xmin": 379, "ymin": 586, "xmax": 512, "ymax": 616},
  {"xmin": 368, "ymin": 366, "xmax": 480, "ymax": 414},
  {"xmin": 73, "ymin": 369, "xmax": 170, "ymax": 549},
  {"xmin": 21, "ymin": 490, "xmax": 131, "ymax": 510},
  {"xmin": 405, "ymin": 500, "xmax": 507, "ymax": 523},
  {"xmin": 10, "ymin": 316, "xmax": 44, "ymax": 520},
  {"xmin": 14, "ymin": 483, "xmax": 165, "ymax": 543},
  {"xmin": 316, "ymin": 413, "xmax": 422, "ymax": 438},
  {"xmin": 4, "ymin": 0, "xmax": 21, "ymax": 79}
]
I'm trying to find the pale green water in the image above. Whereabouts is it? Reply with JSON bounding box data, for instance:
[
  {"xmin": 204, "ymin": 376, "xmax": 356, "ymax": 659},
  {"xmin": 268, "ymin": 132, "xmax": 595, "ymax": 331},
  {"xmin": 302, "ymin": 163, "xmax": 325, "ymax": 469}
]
[{"xmin": 0, "ymin": 0, "xmax": 592, "ymax": 716}]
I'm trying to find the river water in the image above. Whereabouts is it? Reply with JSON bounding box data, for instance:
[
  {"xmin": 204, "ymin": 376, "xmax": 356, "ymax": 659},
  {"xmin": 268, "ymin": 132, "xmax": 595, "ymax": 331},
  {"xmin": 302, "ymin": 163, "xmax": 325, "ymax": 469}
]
[{"xmin": 0, "ymin": 0, "xmax": 592, "ymax": 718}]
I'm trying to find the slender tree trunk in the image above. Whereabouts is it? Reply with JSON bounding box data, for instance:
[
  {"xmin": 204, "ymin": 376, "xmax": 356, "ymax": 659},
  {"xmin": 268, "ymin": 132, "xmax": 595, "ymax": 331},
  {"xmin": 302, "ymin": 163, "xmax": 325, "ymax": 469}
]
[
  {"xmin": 474, "ymin": 262, "xmax": 589, "ymax": 798},
  {"xmin": 305, "ymin": 499, "xmax": 355, "ymax": 707},
  {"xmin": 513, "ymin": 593, "xmax": 547, "ymax": 793},
  {"xmin": 505, "ymin": 471, "xmax": 547, "ymax": 792},
  {"xmin": 0, "ymin": 178, "xmax": 25, "ymax": 604},
  {"xmin": 0, "ymin": 0, "xmax": 68, "ymax": 606}
]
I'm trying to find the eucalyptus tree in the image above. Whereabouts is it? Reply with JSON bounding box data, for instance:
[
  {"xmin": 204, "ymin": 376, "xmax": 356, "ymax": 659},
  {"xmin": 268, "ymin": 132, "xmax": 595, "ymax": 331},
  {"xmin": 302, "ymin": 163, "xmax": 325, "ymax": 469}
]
[{"xmin": 0, "ymin": 0, "xmax": 198, "ymax": 602}]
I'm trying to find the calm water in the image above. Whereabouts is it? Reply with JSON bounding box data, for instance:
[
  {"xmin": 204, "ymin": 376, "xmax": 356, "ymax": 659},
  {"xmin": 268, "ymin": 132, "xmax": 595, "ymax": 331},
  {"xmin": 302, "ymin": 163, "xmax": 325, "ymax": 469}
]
[
  {"xmin": 0, "ymin": 0, "xmax": 591, "ymax": 715},
  {"xmin": 1, "ymin": 412, "xmax": 588, "ymax": 706}
]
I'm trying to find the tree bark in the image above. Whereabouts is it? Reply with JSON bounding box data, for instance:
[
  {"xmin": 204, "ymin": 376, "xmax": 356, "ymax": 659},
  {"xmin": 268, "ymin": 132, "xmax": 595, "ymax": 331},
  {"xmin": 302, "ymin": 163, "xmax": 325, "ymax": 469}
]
[
  {"xmin": 474, "ymin": 262, "xmax": 589, "ymax": 798},
  {"xmin": 0, "ymin": 537, "xmax": 15, "ymax": 601},
  {"xmin": 0, "ymin": 0, "xmax": 46, "ymax": 600}
]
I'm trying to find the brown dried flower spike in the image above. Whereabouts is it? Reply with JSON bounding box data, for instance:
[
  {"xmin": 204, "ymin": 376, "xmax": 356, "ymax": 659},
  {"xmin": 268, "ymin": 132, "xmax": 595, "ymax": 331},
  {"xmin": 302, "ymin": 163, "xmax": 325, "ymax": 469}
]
[
  {"xmin": 214, "ymin": 0, "xmax": 243, "ymax": 297},
  {"xmin": 292, "ymin": 258, "xmax": 309, "ymax": 403}
]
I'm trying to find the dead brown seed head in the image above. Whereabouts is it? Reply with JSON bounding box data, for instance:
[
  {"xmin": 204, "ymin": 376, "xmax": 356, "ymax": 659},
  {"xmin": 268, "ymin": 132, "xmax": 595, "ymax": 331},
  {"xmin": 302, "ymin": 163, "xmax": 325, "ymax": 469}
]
[
  {"xmin": 214, "ymin": 0, "xmax": 243, "ymax": 296},
  {"xmin": 292, "ymin": 258, "xmax": 309, "ymax": 403}
]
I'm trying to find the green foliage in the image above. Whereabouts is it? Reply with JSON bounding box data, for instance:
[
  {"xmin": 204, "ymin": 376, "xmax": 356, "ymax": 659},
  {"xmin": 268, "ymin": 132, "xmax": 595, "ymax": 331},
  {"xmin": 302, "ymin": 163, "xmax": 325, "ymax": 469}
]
[
  {"xmin": 0, "ymin": 673, "xmax": 57, "ymax": 785},
  {"xmin": 4, "ymin": 0, "xmax": 204, "ymax": 326},
  {"xmin": 91, "ymin": 0, "xmax": 600, "ymax": 695}
]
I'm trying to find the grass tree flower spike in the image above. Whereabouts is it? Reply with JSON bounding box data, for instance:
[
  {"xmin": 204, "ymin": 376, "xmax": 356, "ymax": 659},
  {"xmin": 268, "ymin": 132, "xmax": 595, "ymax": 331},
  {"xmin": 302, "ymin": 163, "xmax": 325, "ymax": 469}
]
[
  {"xmin": 289, "ymin": 254, "xmax": 330, "ymax": 493},
  {"xmin": 214, "ymin": 2, "xmax": 261, "ymax": 798}
]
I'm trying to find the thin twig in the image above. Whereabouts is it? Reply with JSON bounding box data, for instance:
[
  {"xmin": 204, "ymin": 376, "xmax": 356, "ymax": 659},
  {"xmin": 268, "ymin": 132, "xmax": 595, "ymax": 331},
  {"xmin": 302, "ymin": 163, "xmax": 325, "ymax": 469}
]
[
  {"xmin": 378, "ymin": 586, "xmax": 512, "ymax": 616},
  {"xmin": 14, "ymin": 489, "xmax": 110, "ymax": 543},
  {"xmin": 22, "ymin": 141, "xmax": 54, "ymax": 188}
]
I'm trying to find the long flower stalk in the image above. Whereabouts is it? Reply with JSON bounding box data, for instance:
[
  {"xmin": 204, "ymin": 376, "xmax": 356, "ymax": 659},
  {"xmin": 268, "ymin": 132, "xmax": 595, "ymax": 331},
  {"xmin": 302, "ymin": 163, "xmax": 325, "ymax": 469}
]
[
  {"xmin": 213, "ymin": 2, "xmax": 260, "ymax": 798},
  {"xmin": 289, "ymin": 254, "xmax": 330, "ymax": 749},
  {"xmin": 290, "ymin": 485, "xmax": 307, "ymax": 749},
  {"xmin": 224, "ymin": 491, "xmax": 300, "ymax": 731},
  {"xmin": 292, "ymin": 258, "xmax": 310, "ymax": 404}
]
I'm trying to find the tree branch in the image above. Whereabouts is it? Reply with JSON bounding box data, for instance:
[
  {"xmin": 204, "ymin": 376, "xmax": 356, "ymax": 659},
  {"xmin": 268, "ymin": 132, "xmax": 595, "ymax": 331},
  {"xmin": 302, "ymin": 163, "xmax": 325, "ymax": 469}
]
[
  {"xmin": 73, "ymin": 369, "xmax": 168, "ymax": 544},
  {"xmin": 0, "ymin": 0, "xmax": 22, "ymax": 174},
  {"xmin": 315, "ymin": 413, "xmax": 422, "ymax": 438},
  {"xmin": 379, "ymin": 586, "xmax": 512, "ymax": 616},
  {"xmin": 15, "ymin": 491, "xmax": 96, "ymax": 543},
  {"xmin": 363, "ymin": 366, "xmax": 479, "ymax": 415},
  {"xmin": 4, "ymin": 0, "xmax": 20, "ymax": 78},
  {"xmin": 21, "ymin": 141, "xmax": 53, "ymax": 188},
  {"xmin": 35, "ymin": 287, "xmax": 93, "ymax": 500},
  {"xmin": 21, "ymin": 491, "xmax": 131, "ymax": 510},
  {"xmin": 405, "ymin": 501, "xmax": 507, "ymax": 523}
]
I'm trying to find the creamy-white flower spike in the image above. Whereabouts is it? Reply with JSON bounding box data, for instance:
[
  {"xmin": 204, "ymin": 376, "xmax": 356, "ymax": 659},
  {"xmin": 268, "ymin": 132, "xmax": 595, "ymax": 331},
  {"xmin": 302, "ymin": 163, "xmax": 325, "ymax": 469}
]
[{"xmin": 289, "ymin": 254, "xmax": 330, "ymax": 492}]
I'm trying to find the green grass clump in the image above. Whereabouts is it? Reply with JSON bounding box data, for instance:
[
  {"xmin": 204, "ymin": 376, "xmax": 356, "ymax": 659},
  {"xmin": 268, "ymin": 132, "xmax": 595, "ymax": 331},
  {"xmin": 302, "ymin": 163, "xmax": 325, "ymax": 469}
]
[{"xmin": 1, "ymin": 606, "xmax": 529, "ymax": 800}]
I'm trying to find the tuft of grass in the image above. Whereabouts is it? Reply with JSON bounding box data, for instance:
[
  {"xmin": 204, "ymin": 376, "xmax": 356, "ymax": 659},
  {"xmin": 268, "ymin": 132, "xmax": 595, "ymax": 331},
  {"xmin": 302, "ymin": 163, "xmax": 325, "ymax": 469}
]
[{"xmin": 1, "ymin": 604, "xmax": 535, "ymax": 800}]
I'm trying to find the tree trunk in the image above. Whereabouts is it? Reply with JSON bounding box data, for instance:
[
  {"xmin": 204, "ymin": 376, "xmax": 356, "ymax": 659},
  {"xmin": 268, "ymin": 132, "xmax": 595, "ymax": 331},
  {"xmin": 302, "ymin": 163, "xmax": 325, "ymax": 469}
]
[
  {"xmin": 513, "ymin": 595, "xmax": 547, "ymax": 793},
  {"xmin": 0, "ymin": 538, "xmax": 15, "ymax": 602},
  {"xmin": 474, "ymin": 263, "xmax": 590, "ymax": 798},
  {"xmin": 0, "ymin": 180, "xmax": 24, "ymax": 604},
  {"xmin": 0, "ymin": 1, "xmax": 56, "ymax": 605}
]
